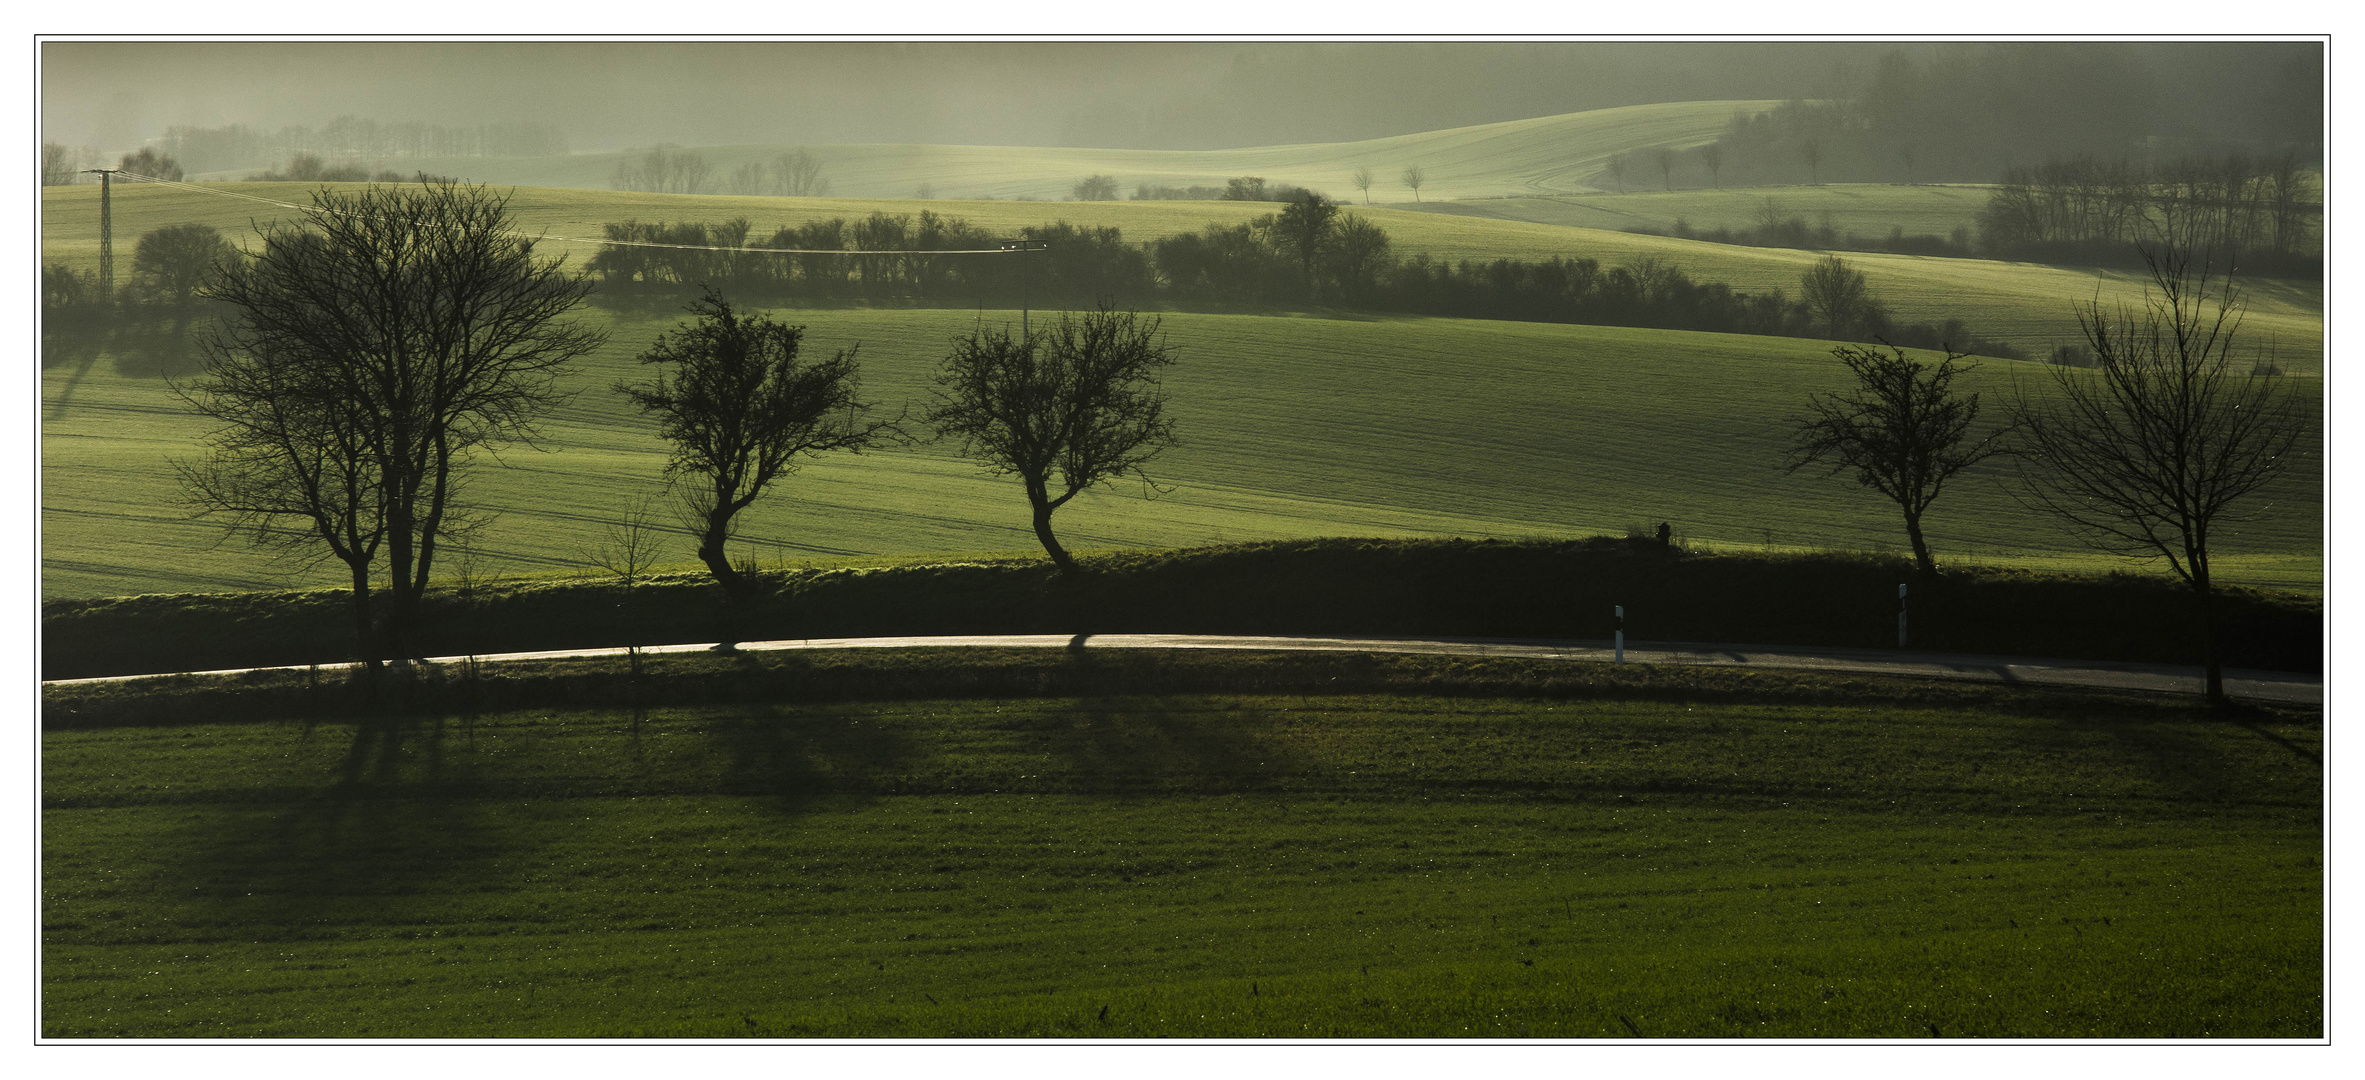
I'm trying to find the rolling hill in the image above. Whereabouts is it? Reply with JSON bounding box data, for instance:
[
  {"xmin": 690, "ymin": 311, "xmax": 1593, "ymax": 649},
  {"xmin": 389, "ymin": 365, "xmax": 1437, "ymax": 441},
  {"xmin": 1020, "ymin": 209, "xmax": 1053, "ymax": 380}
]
[
  {"xmin": 1405, "ymin": 183, "xmax": 1998, "ymax": 241},
  {"xmin": 189, "ymin": 100, "xmax": 1776, "ymax": 202},
  {"xmin": 43, "ymin": 181, "xmax": 2326, "ymax": 369},
  {"xmin": 40, "ymin": 302, "xmax": 2323, "ymax": 601}
]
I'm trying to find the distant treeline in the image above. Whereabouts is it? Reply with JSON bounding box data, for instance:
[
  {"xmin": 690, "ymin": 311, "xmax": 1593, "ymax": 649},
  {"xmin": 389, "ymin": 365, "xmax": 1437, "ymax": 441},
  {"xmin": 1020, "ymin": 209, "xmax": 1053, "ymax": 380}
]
[
  {"xmin": 1621, "ymin": 201, "xmax": 1979, "ymax": 262},
  {"xmin": 586, "ymin": 205, "xmax": 2025, "ymax": 358},
  {"xmin": 155, "ymin": 116, "xmax": 567, "ymax": 175},
  {"xmin": 609, "ymin": 147, "xmax": 833, "ymax": 197},
  {"xmin": 1976, "ymin": 152, "xmax": 2319, "ymax": 274},
  {"xmin": 1607, "ymin": 151, "xmax": 2319, "ymax": 279},
  {"xmin": 1643, "ymin": 43, "xmax": 2320, "ymax": 190}
]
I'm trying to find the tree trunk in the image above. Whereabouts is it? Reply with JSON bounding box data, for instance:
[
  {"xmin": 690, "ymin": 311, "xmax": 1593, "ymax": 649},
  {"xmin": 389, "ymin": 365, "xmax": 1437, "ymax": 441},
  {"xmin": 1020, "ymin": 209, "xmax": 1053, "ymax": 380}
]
[
  {"xmin": 697, "ymin": 504, "xmax": 748, "ymax": 599},
  {"xmin": 1027, "ymin": 480, "xmax": 1075, "ymax": 572},
  {"xmin": 1903, "ymin": 508, "xmax": 1936, "ymax": 577},
  {"xmin": 2197, "ymin": 581, "xmax": 2226, "ymax": 706},
  {"xmin": 347, "ymin": 559, "xmax": 379, "ymax": 668}
]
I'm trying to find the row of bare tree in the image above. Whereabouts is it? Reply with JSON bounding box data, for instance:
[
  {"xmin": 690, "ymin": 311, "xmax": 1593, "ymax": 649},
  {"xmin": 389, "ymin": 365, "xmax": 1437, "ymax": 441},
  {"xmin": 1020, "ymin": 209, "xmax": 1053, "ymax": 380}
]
[
  {"xmin": 141, "ymin": 182, "xmax": 2303, "ymax": 708},
  {"xmin": 611, "ymin": 147, "xmax": 830, "ymax": 197},
  {"xmin": 1978, "ymin": 151, "xmax": 2319, "ymax": 266},
  {"xmin": 174, "ymin": 183, "xmax": 1179, "ymax": 666},
  {"xmin": 1789, "ymin": 246, "xmax": 2307, "ymax": 703}
]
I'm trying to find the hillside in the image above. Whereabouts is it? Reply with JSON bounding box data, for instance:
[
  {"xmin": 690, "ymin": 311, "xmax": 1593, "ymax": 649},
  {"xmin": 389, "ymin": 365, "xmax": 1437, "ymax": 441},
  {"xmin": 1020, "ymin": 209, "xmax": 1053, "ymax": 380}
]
[
  {"xmin": 187, "ymin": 100, "xmax": 1775, "ymax": 202},
  {"xmin": 41, "ymin": 301, "xmax": 2323, "ymax": 601},
  {"xmin": 42, "ymin": 182, "xmax": 2325, "ymax": 367},
  {"xmin": 1405, "ymin": 183, "xmax": 1997, "ymax": 241}
]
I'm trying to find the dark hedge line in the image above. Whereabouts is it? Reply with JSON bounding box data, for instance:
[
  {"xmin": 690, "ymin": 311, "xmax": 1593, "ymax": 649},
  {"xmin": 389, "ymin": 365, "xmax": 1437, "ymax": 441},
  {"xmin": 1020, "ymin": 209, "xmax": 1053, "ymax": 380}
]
[{"xmin": 43, "ymin": 537, "xmax": 2318, "ymax": 682}]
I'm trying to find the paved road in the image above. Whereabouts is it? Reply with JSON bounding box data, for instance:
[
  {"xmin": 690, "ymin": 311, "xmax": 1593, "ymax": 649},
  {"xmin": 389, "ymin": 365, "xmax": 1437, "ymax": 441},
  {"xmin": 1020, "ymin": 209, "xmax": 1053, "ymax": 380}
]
[{"xmin": 43, "ymin": 632, "xmax": 2321, "ymax": 704}]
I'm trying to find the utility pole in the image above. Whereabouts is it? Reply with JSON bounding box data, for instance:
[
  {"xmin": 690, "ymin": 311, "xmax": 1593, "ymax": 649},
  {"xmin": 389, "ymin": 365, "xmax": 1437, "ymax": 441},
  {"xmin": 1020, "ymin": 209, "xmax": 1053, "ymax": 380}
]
[
  {"xmin": 999, "ymin": 238, "xmax": 1049, "ymax": 342},
  {"xmin": 82, "ymin": 168, "xmax": 124, "ymax": 304}
]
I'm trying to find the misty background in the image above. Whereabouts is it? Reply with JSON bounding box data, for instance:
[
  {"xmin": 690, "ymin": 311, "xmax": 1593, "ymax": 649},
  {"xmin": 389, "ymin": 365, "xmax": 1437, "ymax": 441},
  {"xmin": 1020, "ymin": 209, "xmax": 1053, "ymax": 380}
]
[{"xmin": 44, "ymin": 40, "xmax": 2321, "ymax": 165}]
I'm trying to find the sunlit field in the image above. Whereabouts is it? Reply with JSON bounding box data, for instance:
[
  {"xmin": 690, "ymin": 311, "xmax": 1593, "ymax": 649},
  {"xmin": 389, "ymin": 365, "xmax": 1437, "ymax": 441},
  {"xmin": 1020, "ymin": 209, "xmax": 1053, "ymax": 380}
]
[{"xmin": 40, "ymin": 303, "xmax": 2322, "ymax": 600}]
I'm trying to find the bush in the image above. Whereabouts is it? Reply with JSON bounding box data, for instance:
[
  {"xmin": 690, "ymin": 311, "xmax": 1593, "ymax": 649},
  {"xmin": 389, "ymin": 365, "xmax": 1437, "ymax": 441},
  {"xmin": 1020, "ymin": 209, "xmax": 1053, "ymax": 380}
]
[{"xmin": 43, "ymin": 538, "xmax": 2320, "ymax": 680}]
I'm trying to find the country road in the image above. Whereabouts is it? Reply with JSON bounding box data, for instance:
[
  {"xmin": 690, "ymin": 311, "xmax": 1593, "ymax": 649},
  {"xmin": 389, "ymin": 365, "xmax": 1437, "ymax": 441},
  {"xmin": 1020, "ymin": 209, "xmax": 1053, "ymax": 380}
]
[{"xmin": 42, "ymin": 633, "xmax": 2323, "ymax": 704}]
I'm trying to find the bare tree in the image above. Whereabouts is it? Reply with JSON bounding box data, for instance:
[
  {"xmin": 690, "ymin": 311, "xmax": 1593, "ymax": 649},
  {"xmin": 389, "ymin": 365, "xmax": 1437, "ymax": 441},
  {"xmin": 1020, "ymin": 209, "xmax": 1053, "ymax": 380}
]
[
  {"xmin": 1606, "ymin": 155, "xmax": 1628, "ymax": 194},
  {"xmin": 927, "ymin": 308, "xmax": 1179, "ymax": 572},
  {"xmin": 1800, "ymin": 254, "xmax": 1873, "ymax": 340},
  {"xmin": 1652, "ymin": 146, "xmax": 1676, "ymax": 190},
  {"xmin": 723, "ymin": 160, "xmax": 768, "ymax": 196},
  {"xmin": 1399, "ymin": 165, "xmax": 1425, "ymax": 202},
  {"xmin": 1071, "ymin": 174, "xmax": 1119, "ymax": 201},
  {"xmin": 586, "ymin": 490, "xmax": 672, "ymax": 584},
  {"xmin": 1350, "ymin": 166, "xmax": 1374, "ymax": 204},
  {"xmin": 2010, "ymin": 247, "xmax": 2308, "ymax": 704},
  {"xmin": 1789, "ymin": 342, "xmax": 2009, "ymax": 576},
  {"xmin": 1802, "ymin": 137, "xmax": 1824, "ymax": 184},
  {"xmin": 617, "ymin": 288, "xmax": 897, "ymax": 602},
  {"xmin": 179, "ymin": 181, "xmax": 605, "ymax": 663},
  {"xmin": 778, "ymin": 148, "xmax": 828, "ymax": 196},
  {"xmin": 42, "ymin": 141, "xmax": 78, "ymax": 186},
  {"xmin": 1697, "ymin": 142, "xmax": 1724, "ymax": 190}
]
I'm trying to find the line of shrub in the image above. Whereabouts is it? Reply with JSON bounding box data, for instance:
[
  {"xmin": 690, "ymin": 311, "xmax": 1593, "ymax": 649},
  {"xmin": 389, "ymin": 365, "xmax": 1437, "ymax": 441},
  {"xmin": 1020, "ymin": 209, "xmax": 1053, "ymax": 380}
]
[{"xmin": 41, "ymin": 537, "xmax": 2319, "ymax": 682}]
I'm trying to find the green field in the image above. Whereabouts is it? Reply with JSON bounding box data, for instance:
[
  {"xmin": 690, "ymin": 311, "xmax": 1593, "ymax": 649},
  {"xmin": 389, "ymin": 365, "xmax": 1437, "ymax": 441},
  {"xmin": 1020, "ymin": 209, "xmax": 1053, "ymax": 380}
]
[
  {"xmin": 1408, "ymin": 183, "xmax": 1997, "ymax": 241},
  {"xmin": 40, "ymin": 300, "xmax": 2324, "ymax": 601},
  {"xmin": 41, "ymin": 654, "xmax": 2324, "ymax": 1037},
  {"xmin": 42, "ymin": 181, "xmax": 2326, "ymax": 367},
  {"xmin": 187, "ymin": 100, "xmax": 1773, "ymax": 202}
]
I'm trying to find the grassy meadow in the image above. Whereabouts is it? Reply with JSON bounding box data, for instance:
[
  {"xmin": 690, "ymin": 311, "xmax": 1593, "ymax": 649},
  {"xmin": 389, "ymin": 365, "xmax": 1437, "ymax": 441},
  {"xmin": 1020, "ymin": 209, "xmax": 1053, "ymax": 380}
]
[
  {"xmin": 41, "ymin": 301, "xmax": 2325, "ymax": 601},
  {"xmin": 41, "ymin": 653, "xmax": 2323, "ymax": 1038},
  {"xmin": 42, "ymin": 181, "xmax": 2327, "ymax": 367},
  {"xmin": 187, "ymin": 100, "xmax": 1773, "ymax": 202}
]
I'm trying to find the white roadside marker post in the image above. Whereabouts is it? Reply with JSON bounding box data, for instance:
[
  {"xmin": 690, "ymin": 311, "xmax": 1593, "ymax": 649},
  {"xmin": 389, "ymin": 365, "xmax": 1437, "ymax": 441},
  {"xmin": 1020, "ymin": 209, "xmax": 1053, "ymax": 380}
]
[
  {"xmin": 1615, "ymin": 604, "xmax": 1625, "ymax": 665},
  {"xmin": 1898, "ymin": 583, "xmax": 1909, "ymax": 648}
]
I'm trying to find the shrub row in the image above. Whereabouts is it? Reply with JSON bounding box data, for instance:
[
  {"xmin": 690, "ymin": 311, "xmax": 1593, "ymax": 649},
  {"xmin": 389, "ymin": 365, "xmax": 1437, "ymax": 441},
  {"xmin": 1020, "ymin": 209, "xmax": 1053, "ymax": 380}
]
[{"xmin": 42, "ymin": 537, "xmax": 2319, "ymax": 682}]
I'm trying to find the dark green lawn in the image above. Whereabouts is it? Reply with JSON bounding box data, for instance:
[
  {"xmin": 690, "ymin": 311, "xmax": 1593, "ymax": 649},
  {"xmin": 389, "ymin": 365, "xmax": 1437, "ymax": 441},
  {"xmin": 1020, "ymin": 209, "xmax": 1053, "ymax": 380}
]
[{"xmin": 42, "ymin": 664, "xmax": 2322, "ymax": 1038}]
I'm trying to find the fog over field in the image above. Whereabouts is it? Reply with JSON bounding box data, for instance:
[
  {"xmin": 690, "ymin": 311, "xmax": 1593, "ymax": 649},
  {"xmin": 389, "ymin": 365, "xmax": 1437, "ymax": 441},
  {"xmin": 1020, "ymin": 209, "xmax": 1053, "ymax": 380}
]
[{"xmin": 42, "ymin": 40, "xmax": 2319, "ymax": 157}]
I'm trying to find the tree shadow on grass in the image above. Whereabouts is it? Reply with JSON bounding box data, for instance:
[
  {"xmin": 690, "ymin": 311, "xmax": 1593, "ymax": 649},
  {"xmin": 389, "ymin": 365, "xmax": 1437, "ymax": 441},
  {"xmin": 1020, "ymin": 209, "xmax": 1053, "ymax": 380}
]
[
  {"xmin": 1024, "ymin": 696, "xmax": 1304, "ymax": 796},
  {"xmin": 109, "ymin": 320, "xmax": 209, "ymax": 380},
  {"xmin": 2051, "ymin": 705, "xmax": 2323, "ymax": 807},
  {"xmin": 152, "ymin": 712, "xmax": 523, "ymax": 931},
  {"xmin": 41, "ymin": 328, "xmax": 107, "ymax": 421},
  {"xmin": 705, "ymin": 704, "xmax": 927, "ymax": 812}
]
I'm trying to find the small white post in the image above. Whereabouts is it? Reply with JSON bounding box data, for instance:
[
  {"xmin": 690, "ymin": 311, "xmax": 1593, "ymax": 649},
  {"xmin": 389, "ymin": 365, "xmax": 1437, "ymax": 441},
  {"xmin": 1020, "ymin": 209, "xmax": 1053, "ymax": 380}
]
[
  {"xmin": 1898, "ymin": 583, "xmax": 1909, "ymax": 648},
  {"xmin": 1614, "ymin": 604, "xmax": 1625, "ymax": 664}
]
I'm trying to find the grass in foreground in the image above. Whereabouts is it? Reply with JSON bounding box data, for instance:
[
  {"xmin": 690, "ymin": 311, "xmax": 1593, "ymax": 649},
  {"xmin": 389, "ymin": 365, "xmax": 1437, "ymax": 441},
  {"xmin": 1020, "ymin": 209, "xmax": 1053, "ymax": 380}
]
[{"xmin": 43, "ymin": 657, "xmax": 2322, "ymax": 1038}]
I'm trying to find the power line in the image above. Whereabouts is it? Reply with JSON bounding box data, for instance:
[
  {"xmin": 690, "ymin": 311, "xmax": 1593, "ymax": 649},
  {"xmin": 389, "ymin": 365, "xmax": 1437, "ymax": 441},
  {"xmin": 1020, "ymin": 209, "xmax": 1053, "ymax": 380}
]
[{"xmin": 104, "ymin": 172, "xmax": 1046, "ymax": 256}]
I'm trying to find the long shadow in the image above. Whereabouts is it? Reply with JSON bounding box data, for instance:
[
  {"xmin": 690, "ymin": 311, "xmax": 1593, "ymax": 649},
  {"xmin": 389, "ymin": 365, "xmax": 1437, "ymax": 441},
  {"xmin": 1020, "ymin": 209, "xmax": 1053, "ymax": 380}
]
[
  {"xmin": 41, "ymin": 327, "xmax": 107, "ymax": 421},
  {"xmin": 152, "ymin": 709, "xmax": 521, "ymax": 930},
  {"xmin": 109, "ymin": 320, "xmax": 208, "ymax": 380},
  {"xmin": 706, "ymin": 702, "xmax": 927, "ymax": 812},
  {"xmin": 2051, "ymin": 704, "xmax": 2323, "ymax": 806},
  {"xmin": 1026, "ymin": 695, "xmax": 1303, "ymax": 796}
]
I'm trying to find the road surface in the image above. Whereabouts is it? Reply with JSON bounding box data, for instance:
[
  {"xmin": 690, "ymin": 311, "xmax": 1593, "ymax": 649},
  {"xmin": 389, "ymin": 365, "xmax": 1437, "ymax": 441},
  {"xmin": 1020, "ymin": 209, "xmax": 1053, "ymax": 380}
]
[{"xmin": 43, "ymin": 632, "xmax": 2321, "ymax": 704}]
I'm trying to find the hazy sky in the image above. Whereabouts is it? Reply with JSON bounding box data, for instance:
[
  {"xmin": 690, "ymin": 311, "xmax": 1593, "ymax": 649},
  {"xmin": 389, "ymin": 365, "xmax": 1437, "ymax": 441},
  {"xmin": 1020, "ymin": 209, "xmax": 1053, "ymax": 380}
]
[
  {"xmin": 42, "ymin": 40, "xmax": 2319, "ymax": 158},
  {"xmin": 40, "ymin": 40, "xmax": 1874, "ymax": 154}
]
